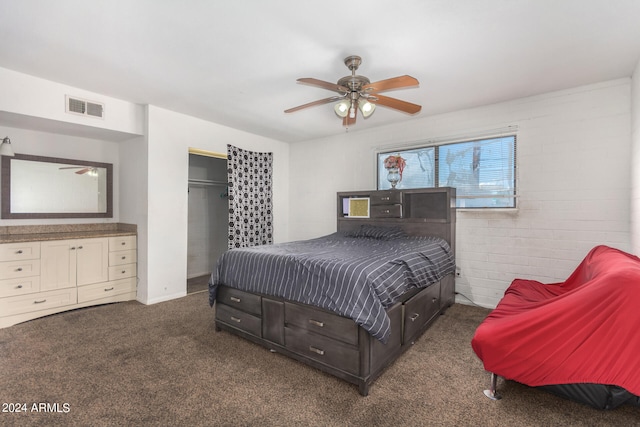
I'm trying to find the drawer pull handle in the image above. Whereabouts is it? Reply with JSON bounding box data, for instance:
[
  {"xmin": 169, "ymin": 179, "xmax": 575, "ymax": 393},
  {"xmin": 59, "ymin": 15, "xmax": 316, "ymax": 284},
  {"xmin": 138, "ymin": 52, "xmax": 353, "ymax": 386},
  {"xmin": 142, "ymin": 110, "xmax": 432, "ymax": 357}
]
[
  {"xmin": 121, "ymin": 270, "xmax": 126, "ymax": 274},
  {"xmin": 381, "ymin": 196, "xmax": 390, "ymax": 201},
  {"xmin": 309, "ymin": 346, "xmax": 325, "ymax": 356},
  {"xmin": 16, "ymin": 267, "xmax": 23, "ymax": 272},
  {"xmin": 432, "ymin": 298, "xmax": 438, "ymax": 304},
  {"xmin": 34, "ymin": 299, "xmax": 47, "ymax": 304},
  {"xmin": 16, "ymin": 284, "xmax": 23, "ymax": 289},
  {"xmin": 16, "ymin": 250, "xmax": 23, "ymax": 254},
  {"xmin": 78, "ymin": 246, "xmax": 83, "ymax": 249},
  {"xmin": 383, "ymin": 209, "xmax": 390, "ymax": 214},
  {"xmin": 121, "ymin": 256, "xmax": 127, "ymax": 260},
  {"xmin": 104, "ymin": 287, "xmax": 114, "ymax": 292},
  {"xmin": 230, "ymin": 296, "xmax": 241, "ymax": 303},
  {"xmin": 71, "ymin": 247, "xmax": 76, "ymax": 250},
  {"xmin": 230, "ymin": 316, "xmax": 242, "ymax": 323},
  {"xmin": 410, "ymin": 313, "xmax": 420, "ymax": 322},
  {"xmin": 308, "ymin": 319, "xmax": 324, "ymax": 327},
  {"xmin": 121, "ymin": 242, "xmax": 126, "ymax": 245}
]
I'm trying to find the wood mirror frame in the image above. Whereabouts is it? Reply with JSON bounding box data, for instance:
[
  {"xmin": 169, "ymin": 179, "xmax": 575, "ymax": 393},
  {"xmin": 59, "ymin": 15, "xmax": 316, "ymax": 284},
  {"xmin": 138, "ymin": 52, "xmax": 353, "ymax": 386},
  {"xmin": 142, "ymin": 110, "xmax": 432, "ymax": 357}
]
[{"xmin": 1, "ymin": 154, "xmax": 113, "ymax": 219}]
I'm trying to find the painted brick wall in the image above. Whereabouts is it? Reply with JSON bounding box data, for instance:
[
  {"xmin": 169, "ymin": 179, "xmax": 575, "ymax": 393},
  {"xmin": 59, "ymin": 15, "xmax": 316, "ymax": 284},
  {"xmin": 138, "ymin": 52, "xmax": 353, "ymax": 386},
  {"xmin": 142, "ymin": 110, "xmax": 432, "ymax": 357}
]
[
  {"xmin": 290, "ymin": 78, "xmax": 632, "ymax": 308},
  {"xmin": 455, "ymin": 80, "xmax": 631, "ymax": 307}
]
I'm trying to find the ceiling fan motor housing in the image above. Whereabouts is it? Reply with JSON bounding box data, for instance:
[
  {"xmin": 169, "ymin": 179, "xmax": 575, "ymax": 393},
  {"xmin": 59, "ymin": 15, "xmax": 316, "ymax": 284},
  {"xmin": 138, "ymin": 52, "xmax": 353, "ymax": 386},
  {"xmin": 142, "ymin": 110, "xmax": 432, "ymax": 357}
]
[{"xmin": 337, "ymin": 75, "xmax": 370, "ymax": 92}]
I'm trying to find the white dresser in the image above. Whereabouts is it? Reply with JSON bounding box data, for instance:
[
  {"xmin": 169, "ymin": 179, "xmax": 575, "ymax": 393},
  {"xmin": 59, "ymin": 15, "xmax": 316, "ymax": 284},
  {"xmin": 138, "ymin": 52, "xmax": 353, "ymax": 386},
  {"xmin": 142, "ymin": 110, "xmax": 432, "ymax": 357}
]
[{"xmin": 0, "ymin": 233, "xmax": 137, "ymax": 328}]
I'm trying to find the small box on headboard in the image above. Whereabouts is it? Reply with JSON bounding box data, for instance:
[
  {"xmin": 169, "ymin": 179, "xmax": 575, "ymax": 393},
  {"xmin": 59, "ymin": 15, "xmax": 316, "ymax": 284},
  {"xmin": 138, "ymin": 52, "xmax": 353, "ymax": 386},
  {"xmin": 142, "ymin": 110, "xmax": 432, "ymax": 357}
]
[{"xmin": 345, "ymin": 197, "xmax": 370, "ymax": 218}]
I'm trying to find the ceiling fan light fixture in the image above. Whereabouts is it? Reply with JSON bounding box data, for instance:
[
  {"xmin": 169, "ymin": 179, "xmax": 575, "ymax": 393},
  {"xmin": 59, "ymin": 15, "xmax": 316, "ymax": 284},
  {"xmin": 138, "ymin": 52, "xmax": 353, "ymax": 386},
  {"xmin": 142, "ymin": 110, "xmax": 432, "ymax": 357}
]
[
  {"xmin": 359, "ymin": 100, "xmax": 376, "ymax": 118},
  {"xmin": 334, "ymin": 100, "xmax": 350, "ymax": 118}
]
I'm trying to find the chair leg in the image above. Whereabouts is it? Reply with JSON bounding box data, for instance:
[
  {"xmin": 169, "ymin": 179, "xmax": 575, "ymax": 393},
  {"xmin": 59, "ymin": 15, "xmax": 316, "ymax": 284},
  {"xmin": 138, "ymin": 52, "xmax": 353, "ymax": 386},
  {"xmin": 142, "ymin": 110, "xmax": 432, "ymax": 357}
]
[{"xmin": 483, "ymin": 372, "xmax": 502, "ymax": 400}]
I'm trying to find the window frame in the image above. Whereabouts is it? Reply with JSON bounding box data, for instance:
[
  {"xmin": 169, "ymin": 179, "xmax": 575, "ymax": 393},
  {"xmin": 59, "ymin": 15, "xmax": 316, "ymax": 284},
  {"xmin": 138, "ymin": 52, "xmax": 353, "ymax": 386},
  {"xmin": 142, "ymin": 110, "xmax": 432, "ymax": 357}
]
[{"xmin": 376, "ymin": 134, "xmax": 517, "ymax": 209}]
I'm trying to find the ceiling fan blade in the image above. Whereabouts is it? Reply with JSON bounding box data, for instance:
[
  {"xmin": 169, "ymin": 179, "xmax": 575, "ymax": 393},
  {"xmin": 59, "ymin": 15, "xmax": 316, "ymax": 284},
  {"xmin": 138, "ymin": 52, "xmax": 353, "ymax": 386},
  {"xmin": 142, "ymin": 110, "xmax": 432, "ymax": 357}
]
[
  {"xmin": 75, "ymin": 168, "xmax": 91, "ymax": 175},
  {"xmin": 362, "ymin": 75, "xmax": 419, "ymax": 93},
  {"xmin": 285, "ymin": 96, "xmax": 345, "ymax": 113},
  {"xmin": 369, "ymin": 94, "xmax": 422, "ymax": 114},
  {"xmin": 297, "ymin": 78, "xmax": 350, "ymax": 94}
]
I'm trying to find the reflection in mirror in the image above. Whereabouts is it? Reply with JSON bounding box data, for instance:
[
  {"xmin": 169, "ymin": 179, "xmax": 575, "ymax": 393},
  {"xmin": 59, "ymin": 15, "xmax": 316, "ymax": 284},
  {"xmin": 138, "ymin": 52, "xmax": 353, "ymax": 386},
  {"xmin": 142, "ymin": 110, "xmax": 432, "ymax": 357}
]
[{"xmin": 1, "ymin": 154, "xmax": 113, "ymax": 219}]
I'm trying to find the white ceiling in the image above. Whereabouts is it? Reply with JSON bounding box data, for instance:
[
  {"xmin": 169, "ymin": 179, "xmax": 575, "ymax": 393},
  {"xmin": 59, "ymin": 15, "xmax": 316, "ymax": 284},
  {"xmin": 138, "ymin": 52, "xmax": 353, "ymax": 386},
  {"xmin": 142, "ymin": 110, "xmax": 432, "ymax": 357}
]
[{"xmin": 1, "ymin": 0, "xmax": 640, "ymax": 143}]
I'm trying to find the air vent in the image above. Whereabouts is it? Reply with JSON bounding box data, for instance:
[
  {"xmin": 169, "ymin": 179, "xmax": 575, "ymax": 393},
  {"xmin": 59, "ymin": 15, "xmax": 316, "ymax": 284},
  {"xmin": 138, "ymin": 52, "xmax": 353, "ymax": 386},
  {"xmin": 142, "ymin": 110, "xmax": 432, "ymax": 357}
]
[{"xmin": 65, "ymin": 95, "xmax": 105, "ymax": 119}]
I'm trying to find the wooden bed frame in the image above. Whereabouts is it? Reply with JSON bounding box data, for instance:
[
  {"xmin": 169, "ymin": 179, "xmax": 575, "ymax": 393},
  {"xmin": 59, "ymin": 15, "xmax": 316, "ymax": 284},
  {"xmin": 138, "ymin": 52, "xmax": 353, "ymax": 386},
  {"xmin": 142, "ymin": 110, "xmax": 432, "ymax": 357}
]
[{"xmin": 214, "ymin": 187, "xmax": 456, "ymax": 395}]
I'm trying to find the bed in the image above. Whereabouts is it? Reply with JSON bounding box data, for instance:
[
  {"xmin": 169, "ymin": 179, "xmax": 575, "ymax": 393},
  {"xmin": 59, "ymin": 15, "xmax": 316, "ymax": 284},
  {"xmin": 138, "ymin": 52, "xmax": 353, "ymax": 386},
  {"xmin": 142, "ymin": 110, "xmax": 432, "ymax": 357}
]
[
  {"xmin": 471, "ymin": 245, "xmax": 640, "ymax": 409},
  {"xmin": 209, "ymin": 187, "xmax": 456, "ymax": 395}
]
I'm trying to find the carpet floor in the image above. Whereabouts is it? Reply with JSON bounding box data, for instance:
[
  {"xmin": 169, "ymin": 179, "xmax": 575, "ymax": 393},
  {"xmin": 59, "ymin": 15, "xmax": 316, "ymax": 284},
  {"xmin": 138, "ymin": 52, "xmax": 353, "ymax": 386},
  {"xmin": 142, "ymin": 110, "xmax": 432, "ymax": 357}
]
[{"xmin": 1, "ymin": 292, "xmax": 638, "ymax": 426}]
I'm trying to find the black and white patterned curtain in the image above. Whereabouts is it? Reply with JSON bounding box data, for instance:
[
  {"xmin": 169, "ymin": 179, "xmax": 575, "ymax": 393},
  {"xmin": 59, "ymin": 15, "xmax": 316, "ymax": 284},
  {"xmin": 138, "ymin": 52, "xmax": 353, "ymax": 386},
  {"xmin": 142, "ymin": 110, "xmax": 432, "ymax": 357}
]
[{"xmin": 227, "ymin": 145, "xmax": 273, "ymax": 249}]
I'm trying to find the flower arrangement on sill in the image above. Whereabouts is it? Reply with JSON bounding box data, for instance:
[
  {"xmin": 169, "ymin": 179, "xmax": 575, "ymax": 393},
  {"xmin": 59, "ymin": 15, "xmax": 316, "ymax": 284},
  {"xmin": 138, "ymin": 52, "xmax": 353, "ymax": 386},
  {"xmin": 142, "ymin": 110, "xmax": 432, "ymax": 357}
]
[{"xmin": 383, "ymin": 154, "xmax": 406, "ymax": 182}]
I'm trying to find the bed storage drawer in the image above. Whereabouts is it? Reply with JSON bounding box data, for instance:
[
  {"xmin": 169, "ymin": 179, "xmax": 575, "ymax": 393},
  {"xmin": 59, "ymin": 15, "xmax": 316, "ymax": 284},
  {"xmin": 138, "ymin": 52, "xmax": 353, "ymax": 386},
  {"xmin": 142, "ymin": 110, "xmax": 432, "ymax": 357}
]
[
  {"xmin": 217, "ymin": 286, "xmax": 261, "ymax": 316},
  {"xmin": 285, "ymin": 326, "xmax": 360, "ymax": 375},
  {"xmin": 216, "ymin": 303, "xmax": 262, "ymax": 337},
  {"xmin": 285, "ymin": 302, "xmax": 358, "ymax": 346},
  {"xmin": 403, "ymin": 283, "xmax": 441, "ymax": 344}
]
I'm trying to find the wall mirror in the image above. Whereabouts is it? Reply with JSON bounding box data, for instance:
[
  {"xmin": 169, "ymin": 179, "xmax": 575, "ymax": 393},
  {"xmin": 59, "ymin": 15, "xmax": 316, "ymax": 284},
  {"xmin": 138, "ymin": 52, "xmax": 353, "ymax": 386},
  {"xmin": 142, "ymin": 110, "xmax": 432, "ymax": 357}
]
[{"xmin": 1, "ymin": 154, "xmax": 113, "ymax": 219}]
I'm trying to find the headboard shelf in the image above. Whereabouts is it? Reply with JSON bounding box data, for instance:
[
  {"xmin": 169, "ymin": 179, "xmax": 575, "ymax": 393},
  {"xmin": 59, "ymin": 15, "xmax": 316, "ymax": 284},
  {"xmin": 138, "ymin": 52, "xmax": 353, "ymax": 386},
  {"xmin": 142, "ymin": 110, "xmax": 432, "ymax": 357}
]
[{"xmin": 337, "ymin": 187, "xmax": 456, "ymax": 252}]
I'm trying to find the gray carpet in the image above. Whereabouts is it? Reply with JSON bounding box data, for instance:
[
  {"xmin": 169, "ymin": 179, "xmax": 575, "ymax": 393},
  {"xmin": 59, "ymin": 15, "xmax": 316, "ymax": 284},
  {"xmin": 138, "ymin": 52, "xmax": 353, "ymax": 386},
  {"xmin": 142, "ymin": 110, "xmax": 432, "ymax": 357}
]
[{"xmin": 1, "ymin": 292, "xmax": 638, "ymax": 426}]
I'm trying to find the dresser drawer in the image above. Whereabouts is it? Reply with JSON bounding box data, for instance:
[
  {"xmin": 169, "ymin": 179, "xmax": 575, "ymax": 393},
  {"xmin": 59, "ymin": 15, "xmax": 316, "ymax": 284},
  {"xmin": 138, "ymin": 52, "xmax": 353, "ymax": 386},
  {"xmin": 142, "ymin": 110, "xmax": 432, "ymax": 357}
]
[
  {"xmin": 0, "ymin": 276, "xmax": 40, "ymax": 298},
  {"xmin": 403, "ymin": 283, "xmax": 441, "ymax": 344},
  {"xmin": 0, "ymin": 288, "xmax": 77, "ymax": 317},
  {"xmin": 109, "ymin": 235, "xmax": 137, "ymax": 251},
  {"xmin": 78, "ymin": 277, "xmax": 136, "ymax": 303},
  {"xmin": 216, "ymin": 303, "xmax": 262, "ymax": 337},
  {"xmin": 285, "ymin": 326, "xmax": 360, "ymax": 375},
  {"xmin": 108, "ymin": 263, "xmax": 136, "ymax": 281},
  {"xmin": 0, "ymin": 242, "xmax": 40, "ymax": 262},
  {"xmin": 370, "ymin": 191, "xmax": 402, "ymax": 205},
  {"xmin": 217, "ymin": 286, "xmax": 262, "ymax": 316},
  {"xmin": 109, "ymin": 250, "xmax": 137, "ymax": 266},
  {"xmin": 285, "ymin": 302, "xmax": 358, "ymax": 346},
  {"xmin": 370, "ymin": 204, "xmax": 403, "ymax": 218},
  {"xmin": 0, "ymin": 259, "xmax": 41, "ymax": 280}
]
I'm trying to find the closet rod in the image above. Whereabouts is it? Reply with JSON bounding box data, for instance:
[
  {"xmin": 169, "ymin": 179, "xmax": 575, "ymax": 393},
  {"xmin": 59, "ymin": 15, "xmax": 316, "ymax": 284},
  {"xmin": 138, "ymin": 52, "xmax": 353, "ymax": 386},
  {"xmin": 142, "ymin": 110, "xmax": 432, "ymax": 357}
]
[{"xmin": 188, "ymin": 178, "xmax": 228, "ymax": 186}]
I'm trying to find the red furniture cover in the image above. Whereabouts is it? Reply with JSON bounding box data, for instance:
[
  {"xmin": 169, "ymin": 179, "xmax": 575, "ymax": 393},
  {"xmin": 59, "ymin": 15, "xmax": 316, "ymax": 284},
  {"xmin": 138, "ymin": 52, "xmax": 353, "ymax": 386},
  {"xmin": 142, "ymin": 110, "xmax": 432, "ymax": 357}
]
[{"xmin": 472, "ymin": 245, "xmax": 640, "ymax": 396}]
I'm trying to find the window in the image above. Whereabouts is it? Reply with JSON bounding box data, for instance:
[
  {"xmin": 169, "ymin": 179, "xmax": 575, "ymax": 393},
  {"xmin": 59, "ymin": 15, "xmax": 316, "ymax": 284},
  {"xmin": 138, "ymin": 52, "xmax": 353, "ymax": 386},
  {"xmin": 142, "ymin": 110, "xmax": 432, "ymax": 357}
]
[{"xmin": 377, "ymin": 135, "xmax": 516, "ymax": 208}]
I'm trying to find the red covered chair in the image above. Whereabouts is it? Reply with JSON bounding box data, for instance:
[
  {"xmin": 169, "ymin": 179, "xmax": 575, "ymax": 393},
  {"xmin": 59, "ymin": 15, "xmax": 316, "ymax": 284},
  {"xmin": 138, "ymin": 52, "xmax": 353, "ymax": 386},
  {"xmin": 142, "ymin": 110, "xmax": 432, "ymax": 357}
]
[{"xmin": 472, "ymin": 245, "xmax": 640, "ymax": 409}]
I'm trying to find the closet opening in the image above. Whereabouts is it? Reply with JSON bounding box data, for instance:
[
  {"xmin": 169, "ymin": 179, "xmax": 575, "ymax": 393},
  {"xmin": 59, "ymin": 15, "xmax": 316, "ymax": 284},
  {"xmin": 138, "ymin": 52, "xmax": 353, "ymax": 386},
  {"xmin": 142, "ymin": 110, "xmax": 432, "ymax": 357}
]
[{"xmin": 187, "ymin": 149, "xmax": 228, "ymax": 294}]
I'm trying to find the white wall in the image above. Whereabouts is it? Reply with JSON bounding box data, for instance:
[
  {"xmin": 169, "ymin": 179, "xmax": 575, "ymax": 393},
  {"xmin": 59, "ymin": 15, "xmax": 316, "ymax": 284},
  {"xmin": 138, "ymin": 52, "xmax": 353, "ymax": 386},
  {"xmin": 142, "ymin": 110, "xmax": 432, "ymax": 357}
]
[
  {"xmin": 2, "ymin": 66, "xmax": 633, "ymax": 309},
  {"xmin": 0, "ymin": 125, "xmax": 122, "ymax": 225},
  {"xmin": 631, "ymin": 59, "xmax": 640, "ymax": 254},
  {"xmin": 0, "ymin": 68, "xmax": 291, "ymax": 306},
  {"xmin": 0, "ymin": 66, "xmax": 145, "ymax": 226},
  {"xmin": 137, "ymin": 106, "xmax": 290, "ymax": 304},
  {"xmin": 290, "ymin": 79, "xmax": 632, "ymax": 308},
  {"xmin": 118, "ymin": 132, "xmax": 149, "ymax": 301},
  {"xmin": 0, "ymin": 67, "xmax": 144, "ymax": 137}
]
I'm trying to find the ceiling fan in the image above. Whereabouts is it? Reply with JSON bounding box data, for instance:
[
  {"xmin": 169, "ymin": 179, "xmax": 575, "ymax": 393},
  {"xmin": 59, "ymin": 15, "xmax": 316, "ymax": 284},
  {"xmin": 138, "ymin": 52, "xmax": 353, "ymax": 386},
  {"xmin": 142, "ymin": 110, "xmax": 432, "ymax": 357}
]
[
  {"xmin": 284, "ymin": 55, "xmax": 421, "ymax": 127},
  {"xmin": 59, "ymin": 166, "xmax": 98, "ymax": 175}
]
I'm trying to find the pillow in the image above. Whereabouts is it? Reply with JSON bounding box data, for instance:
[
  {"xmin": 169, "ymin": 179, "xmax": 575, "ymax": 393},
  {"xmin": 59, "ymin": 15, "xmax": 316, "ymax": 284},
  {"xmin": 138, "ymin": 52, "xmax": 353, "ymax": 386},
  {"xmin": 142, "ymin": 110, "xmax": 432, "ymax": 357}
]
[{"xmin": 346, "ymin": 224, "xmax": 407, "ymax": 240}]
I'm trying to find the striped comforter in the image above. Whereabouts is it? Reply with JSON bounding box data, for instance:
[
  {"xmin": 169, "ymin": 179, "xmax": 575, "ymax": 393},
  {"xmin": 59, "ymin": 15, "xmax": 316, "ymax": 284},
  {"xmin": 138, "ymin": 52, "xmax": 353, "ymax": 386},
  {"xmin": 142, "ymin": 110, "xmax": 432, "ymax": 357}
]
[{"xmin": 209, "ymin": 233, "xmax": 455, "ymax": 342}]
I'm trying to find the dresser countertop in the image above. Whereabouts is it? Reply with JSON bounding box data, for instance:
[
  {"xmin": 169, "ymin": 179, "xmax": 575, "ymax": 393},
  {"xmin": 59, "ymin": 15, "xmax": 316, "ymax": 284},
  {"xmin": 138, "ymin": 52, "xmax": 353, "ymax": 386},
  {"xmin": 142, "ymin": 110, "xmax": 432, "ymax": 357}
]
[{"xmin": 0, "ymin": 223, "xmax": 137, "ymax": 244}]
